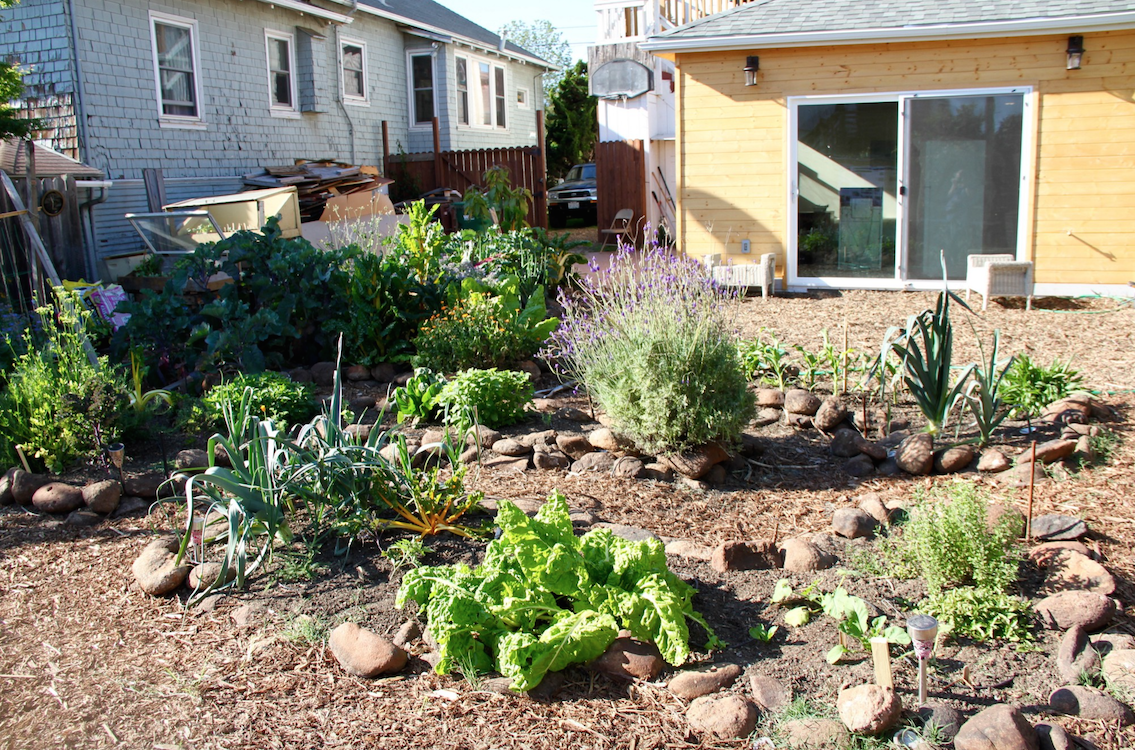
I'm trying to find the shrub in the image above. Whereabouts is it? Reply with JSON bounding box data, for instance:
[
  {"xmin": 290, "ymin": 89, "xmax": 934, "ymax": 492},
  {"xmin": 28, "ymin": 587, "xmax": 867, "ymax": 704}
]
[
  {"xmin": 0, "ymin": 291, "xmax": 129, "ymax": 472},
  {"xmin": 412, "ymin": 276, "xmax": 558, "ymax": 372},
  {"xmin": 1001, "ymin": 354, "xmax": 1084, "ymax": 418},
  {"xmin": 922, "ymin": 586, "xmax": 1033, "ymax": 642},
  {"xmin": 203, "ymin": 371, "xmax": 316, "ymax": 429},
  {"xmin": 437, "ymin": 368, "xmax": 532, "ymax": 428},
  {"xmin": 391, "ymin": 368, "xmax": 446, "ymax": 424},
  {"xmin": 544, "ymin": 242, "xmax": 755, "ymax": 454}
]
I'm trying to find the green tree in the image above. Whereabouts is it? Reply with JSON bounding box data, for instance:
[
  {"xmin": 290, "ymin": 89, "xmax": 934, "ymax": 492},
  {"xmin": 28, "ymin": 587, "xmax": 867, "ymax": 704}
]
[
  {"xmin": 544, "ymin": 61, "xmax": 597, "ymax": 181},
  {"xmin": 499, "ymin": 20, "xmax": 572, "ymax": 103},
  {"xmin": 0, "ymin": 0, "xmax": 40, "ymax": 139}
]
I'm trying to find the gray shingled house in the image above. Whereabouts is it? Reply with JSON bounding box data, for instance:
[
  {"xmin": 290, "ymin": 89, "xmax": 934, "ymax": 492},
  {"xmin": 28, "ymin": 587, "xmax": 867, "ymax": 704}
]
[{"xmin": 0, "ymin": 0, "xmax": 553, "ymax": 272}]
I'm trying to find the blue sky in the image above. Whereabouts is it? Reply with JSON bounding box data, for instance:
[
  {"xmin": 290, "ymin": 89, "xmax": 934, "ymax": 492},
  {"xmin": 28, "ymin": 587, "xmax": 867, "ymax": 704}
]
[{"xmin": 436, "ymin": 1, "xmax": 596, "ymax": 61}]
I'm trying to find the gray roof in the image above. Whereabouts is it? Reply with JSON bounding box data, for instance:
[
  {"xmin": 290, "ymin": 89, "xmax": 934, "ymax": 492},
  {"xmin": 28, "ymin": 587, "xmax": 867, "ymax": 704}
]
[
  {"xmin": 357, "ymin": 0, "xmax": 553, "ymax": 67},
  {"xmin": 645, "ymin": 0, "xmax": 1135, "ymax": 47},
  {"xmin": 0, "ymin": 139, "xmax": 103, "ymax": 178}
]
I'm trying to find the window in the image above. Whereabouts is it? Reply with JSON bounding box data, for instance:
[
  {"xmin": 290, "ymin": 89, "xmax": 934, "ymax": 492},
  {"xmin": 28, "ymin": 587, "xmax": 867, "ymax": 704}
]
[
  {"xmin": 265, "ymin": 30, "xmax": 298, "ymax": 114},
  {"xmin": 149, "ymin": 12, "xmax": 202, "ymax": 123},
  {"xmin": 410, "ymin": 53, "xmax": 435, "ymax": 126},
  {"xmin": 516, "ymin": 87, "xmax": 530, "ymax": 109},
  {"xmin": 494, "ymin": 66, "xmax": 506, "ymax": 128},
  {"xmin": 478, "ymin": 61, "xmax": 491, "ymax": 126},
  {"xmin": 341, "ymin": 38, "xmax": 367, "ymax": 103},
  {"xmin": 456, "ymin": 57, "xmax": 469, "ymax": 125}
]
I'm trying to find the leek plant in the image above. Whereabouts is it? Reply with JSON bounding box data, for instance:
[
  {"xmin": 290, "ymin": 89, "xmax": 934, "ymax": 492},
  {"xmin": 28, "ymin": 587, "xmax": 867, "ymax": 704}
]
[{"xmin": 965, "ymin": 328, "xmax": 1014, "ymax": 446}]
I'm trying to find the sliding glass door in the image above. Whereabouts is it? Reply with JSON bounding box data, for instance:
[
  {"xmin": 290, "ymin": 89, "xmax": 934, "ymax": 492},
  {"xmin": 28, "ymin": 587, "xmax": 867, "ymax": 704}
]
[{"xmin": 790, "ymin": 88, "xmax": 1029, "ymax": 288}]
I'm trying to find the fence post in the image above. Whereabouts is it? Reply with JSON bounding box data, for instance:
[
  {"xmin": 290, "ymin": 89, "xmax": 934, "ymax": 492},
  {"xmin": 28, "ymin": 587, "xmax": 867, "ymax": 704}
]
[
  {"xmin": 432, "ymin": 117, "xmax": 442, "ymax": 189},
  {"xmin": 535, "ymin": 110, "xmax": 548, "ymax": 229},
  {"xmin": 381, "ymin": 120, "xmax": 389, "ymax": 175}
]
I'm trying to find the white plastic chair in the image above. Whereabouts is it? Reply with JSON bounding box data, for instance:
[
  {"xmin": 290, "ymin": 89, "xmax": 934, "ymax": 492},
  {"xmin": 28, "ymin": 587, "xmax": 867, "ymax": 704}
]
[
  {"xmin": 703, "ymin": 252, "xmax": 776, "ymax": 298},
  {"xmin": 965, "ymin": 254, "xmax": 1034, "ymax": 311}
]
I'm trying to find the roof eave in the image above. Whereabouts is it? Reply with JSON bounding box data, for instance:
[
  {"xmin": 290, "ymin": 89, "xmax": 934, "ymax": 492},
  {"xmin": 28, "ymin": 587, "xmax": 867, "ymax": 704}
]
[
  {"xmin": 251, "ymin": 0, "xmax": 353, "ymax": 25},
  {"xmin": 639, "ymin": 11, "xmax": 1135, "ymax": 53}
]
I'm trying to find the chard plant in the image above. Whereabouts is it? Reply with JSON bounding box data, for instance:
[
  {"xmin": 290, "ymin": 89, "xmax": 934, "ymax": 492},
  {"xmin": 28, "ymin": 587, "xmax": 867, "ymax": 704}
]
[{"xmin": 544, "ymin": 238, "xmax": 755, "ymax": 454}]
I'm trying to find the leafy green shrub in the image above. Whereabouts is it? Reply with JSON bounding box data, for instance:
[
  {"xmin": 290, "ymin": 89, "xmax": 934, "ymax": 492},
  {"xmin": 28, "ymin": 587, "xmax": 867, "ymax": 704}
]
[
  {"xmin": 396, "ymin": 492, "xmax": 721, "ymax": 691},
  {"xmin": 922, "ymin": 586, "xmax": 1032, "ymax": 642},
  {"xmin": 1001, "ymin": 354, "xmax": 1084, "ymax": 418},
  {"xmin": 0, "ymin": 291, "xmax": 129, "ymax": 472},
  {"xmin": 459, "ymin": 166, "xmax": 533, "ymax": 232},
  {"xmin": 392, "ymin": 368, "xmax": 446, "ymax": 424},
  {"xmin": 545, "ymin": 243, "xmax": 755, "ymax": 454},
  {"xmin": 412, "ymin": 277, "xmax": 558, "ymax": 372},
  {"xmin": 438, "ymin": 368, "xmax": 532, "ymax": 429},
  {"xmin": 459, "ymin": 227, "xmax": 587, "ymax": 303},
  {"xmin": 204, "ymin": 371, "xmax": 315, "ymax": 428}
]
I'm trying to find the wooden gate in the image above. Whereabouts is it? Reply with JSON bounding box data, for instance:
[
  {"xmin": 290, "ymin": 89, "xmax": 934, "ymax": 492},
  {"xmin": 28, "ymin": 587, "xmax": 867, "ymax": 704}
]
[{"xmin": 595, "ymin": 140, "xmax": 646, "ymax": 245}]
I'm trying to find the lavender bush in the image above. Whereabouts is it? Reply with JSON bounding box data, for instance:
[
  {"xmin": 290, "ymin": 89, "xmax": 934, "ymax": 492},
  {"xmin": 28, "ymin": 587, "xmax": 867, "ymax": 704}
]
[{"xmin": 543, "ymin": 239, "xmax": 755, "ymax": 454}]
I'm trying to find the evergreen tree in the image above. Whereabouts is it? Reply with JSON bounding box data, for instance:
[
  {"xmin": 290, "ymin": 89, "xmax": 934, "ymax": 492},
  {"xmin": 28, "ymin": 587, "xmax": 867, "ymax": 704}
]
[{"xmin": 545, "ymin": 61, "xmax": 597, "ymax": 181}]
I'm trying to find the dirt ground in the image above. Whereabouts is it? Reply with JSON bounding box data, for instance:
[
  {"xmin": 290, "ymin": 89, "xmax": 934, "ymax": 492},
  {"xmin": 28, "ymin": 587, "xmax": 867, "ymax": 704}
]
[{"xmin": 2, "ymin": 290, "xmax": 1134, "ymax": 750}]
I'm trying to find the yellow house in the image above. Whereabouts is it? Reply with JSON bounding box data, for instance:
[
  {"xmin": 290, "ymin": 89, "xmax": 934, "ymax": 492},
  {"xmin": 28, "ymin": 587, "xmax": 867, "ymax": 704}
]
[{"xmin": 640, "ymin": 1, "xmax": 1135, "ymax": 296}]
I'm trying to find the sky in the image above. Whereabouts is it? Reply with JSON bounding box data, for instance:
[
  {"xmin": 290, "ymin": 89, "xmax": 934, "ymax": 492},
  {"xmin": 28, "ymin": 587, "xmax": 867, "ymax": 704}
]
[{"xmin": 436, "ymin": 0, "xmax": 597, "ymax": 62}]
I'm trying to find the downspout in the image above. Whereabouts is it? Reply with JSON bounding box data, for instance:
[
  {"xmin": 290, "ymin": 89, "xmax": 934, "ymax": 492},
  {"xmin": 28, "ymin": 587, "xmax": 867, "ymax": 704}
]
[
  {"xmin": 65, "ymin": 0, "xmax": 90, "ymax": 164},
  {"xmin": 335, "ymin": 4, "xmax": 357, "ymax": 163},
  {"xmin": 75, "ymin": 180, "xmax": 111, "ymax": 280}
]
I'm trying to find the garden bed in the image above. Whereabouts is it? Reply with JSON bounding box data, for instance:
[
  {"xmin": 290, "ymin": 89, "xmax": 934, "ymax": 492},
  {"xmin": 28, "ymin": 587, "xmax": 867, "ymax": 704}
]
[{"xmin": 2, "ymin": 290, "xmax": 1134, "ymax": 749}]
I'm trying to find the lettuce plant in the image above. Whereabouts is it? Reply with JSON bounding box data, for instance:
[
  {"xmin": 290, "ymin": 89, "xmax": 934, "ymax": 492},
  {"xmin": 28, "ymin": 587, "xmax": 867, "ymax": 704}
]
[{"xmin": 397, "ymin": 491, "xmax": 722, "ymax": 692}]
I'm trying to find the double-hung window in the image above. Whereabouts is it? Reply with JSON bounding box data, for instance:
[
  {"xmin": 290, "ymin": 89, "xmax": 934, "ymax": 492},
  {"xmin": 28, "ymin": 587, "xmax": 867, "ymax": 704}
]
[
  {"xmin": 341, "ymin": 38, "xmax": 367, "ymax": 103},
  {"xmin": 460, "ymin": 56, "xmax": 508, "ymax": 130},
  {"xmin": 149, "ymin": 12, "xmax": 202, "ymax": 125},
  {"xmin": 410, "ymin": 53, "xmax": 435, "ymax": 126},
  {"xmin": 456, "ymin": 57, "xmax": 469, "ymax": 125},
  {"xmin": 494, "ymin": 67, "xmax": 506, "ymax": 129},
  {"xmin": 265, "ymin": 30, "xmax": 298, "ymax": 115}
]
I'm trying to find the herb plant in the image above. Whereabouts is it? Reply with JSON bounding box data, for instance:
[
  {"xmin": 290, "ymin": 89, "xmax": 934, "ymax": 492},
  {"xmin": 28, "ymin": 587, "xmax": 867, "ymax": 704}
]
[
  {"xmin": 203, "ymin": 371, "xmax": 316, "ymax": 429},
  {"xmin": 1000, "ymin": 355, "xmax": 1084, "ymax": 418},
  {"xmin": 545, "ymin": 241, "xmax": 755, "ymax": 454},
  {"xmin": 437, "ymin": 368, "xmax": 533, "ymax": 429},
  {"xmin": 922, "ymin": 586, "xmax": 1032, "ymax": 643},
  {"xmin": 397, "ymin": 492, "xmax": 722, "ymax": 691}
]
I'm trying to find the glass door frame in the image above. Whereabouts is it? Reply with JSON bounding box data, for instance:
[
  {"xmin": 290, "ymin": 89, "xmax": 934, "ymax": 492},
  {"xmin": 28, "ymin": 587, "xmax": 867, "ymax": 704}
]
[{"xmin": 786, "ymin": 86, "xmax": 1035, "ymax": 291}]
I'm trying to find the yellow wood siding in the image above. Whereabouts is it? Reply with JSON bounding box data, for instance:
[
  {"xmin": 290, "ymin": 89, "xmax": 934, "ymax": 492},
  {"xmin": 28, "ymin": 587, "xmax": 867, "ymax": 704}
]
[{"xmin": 676, "ymin": 31, "xmax": 1135, "ymax": 287}]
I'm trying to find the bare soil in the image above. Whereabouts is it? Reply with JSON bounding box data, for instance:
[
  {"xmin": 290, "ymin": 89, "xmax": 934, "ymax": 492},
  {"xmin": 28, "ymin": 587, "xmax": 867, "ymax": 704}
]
[{"xmin": 2, "ymin": 290, "xmax": 1134, "ymax": 750}]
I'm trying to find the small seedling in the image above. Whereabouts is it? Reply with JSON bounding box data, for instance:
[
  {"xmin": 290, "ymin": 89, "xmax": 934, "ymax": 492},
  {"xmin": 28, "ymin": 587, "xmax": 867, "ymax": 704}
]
[
  {"xmin": 382, "ymin": 537, "xmax": 431, "ymax": 572},
  {"xmin": 748, "ymin": 623, "xmax": 779, "ymax": 642}
]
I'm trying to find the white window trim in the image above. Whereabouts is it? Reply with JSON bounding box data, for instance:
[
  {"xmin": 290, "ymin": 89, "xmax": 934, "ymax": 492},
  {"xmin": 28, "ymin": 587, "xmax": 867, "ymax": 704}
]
[
  {"xmin": 784, "ymin": 85, "xmax": 1035, "ymax": 292},
  {"xmin": 148, "ymin": 11, "xmax": 204, "ymax": 128},
  {"xmin": 340, "ymin": 36, "xmax": 368, "ymax": 106},
  {"xmin": 406, "ymin": 49, "xmax": 437, "ymax": 130},
  {"xmin": 454, "ymin": 52, "xmax": 510, "ymax": 131},
  {"xmin": 516, "ymin": 86, "xmax": 530, "ymax": 110},
  {"xmin": 265, "ymin": 29, "xmax": 300, "ymax": 118}
]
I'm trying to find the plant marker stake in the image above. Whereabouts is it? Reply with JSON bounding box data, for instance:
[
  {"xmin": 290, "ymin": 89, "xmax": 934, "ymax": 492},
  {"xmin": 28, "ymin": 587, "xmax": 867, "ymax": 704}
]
[
  {"xmin": 870, "ymin": 636, "xmax": 893, "ymax": 689},
  {"xmin": 842, "ymin": 320, "xmax": 849, "ymax": 395},
  {"xmin": 907, "ymin": 614, "xmax": 938, "ymax": 706},
  {"xmin": 1026, "ymin": 441, "xmax": 1037, "ymax": 540},
  {"xmin": 190, "ymin": 515, "xmax": 205, "ymax": 564},
  {"xmin": 13, "ymin": 444, "xmax": 30, "ymax": 473}
]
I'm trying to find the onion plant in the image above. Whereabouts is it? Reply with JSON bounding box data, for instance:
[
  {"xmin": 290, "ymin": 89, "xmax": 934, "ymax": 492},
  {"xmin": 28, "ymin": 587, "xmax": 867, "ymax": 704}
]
[{"xmin": 965, "ymin": 328, "xmax": 1014, "ymax": 446}]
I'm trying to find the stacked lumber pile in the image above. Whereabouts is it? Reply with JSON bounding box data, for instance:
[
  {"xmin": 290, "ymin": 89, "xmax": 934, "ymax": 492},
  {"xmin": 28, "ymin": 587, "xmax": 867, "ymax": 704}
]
[{"xmin": 242, "ymin": 160, "xmax": 388, "ymax": 222}]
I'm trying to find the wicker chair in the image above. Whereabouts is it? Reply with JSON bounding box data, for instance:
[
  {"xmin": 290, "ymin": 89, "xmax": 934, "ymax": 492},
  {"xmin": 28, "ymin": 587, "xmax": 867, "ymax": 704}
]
[
  {"xmin": 965, "ymin": 254, "xmax": 1034, "ymax": 311},
  {"xmin": 703, "ymin": 253, "xmax": 776, "ymax": 298}
]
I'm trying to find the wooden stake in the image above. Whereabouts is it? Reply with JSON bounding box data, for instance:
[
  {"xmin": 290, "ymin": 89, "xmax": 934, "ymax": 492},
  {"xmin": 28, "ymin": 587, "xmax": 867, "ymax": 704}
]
[
  {"xmin": 842, "ymin": 319, "xmax": 849, "ymax": 395},
  {"xmin": 1026, "ymin": 441, "xmax": 1037, "ymax": 540},
  {"xmin": 870, "ymin": 637, "xmax": 893, "ymax": 689}
]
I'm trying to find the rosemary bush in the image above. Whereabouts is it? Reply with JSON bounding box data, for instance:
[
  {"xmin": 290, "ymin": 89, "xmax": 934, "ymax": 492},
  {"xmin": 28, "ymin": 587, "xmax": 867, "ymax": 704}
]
[{"xmin": 544, "ymin": 241, "xmax": 755, "ymax": 454}]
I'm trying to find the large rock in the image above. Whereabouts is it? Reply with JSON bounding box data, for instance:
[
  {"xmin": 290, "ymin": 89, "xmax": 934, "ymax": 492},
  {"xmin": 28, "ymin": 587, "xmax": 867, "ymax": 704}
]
[
  {"xmin": 590, "ymin": 636, "xmax": 663, "ymax": 681},
  {"xmin": 667, "ymin": 663, "xmax": 742, "ymax": 700},
  {"xmin": 555, "ymin": 434, "xmax": 593, "ymax": 460},
  {"xmin": 1040, "ymin": 398, "xmax": 1091, "ymax": 425},
  {"xmin": 664, "ymin": 539, "xmax": 714, "ymax": 561},
  {"xmin": 65, "ymin": 509, "xmax": 101, "ymax": 527},
  {"xmin": 895, "ymin": 433, "xmax": 934, "ymax": 475},
  {"xmin": 571, "ymin": 452, "xmax": 615, "ymax": 473},
  {"xmin": 328, "ymin": 622, "xmax": 407, "ymax": 677},
  {"xmin": 814, "ymin": 397, "xmax": 847, "ymax": 432},
  {"xmin": 832, "ymin": 508, "xmax": 877, "ymax": 539},
  {"xmin": 748, "ymin": 674, "xmax": 792, "ymax": 712},
  {"xmin": 710, "ymin": 540, "xmax": 781, "ymax": 572},
  {"xmin": 1091, "ymin": 634, "xmax": 1135, "ymax": 657},
  {"xmin": 953, "ymin": 704, "xmax": 1039, "ymax": 750},
  {"xmin": 309, "ymin": 361, "xmax": 336, "ymax": 386},
  {"xmin": 934, "ymin": 444, "xmax": 974, "ymax": 474},
  {"xmin": 1056, "ymin": 624, "xmax": 1101, "ymax": 684},
  {"xmin": 345, "ymin": 364, "xmax": 370, "ymax": 382},
  {"xmin": 780, "ymin": 537, "xmax": 836, "ymax": 572},
  {"xmin": 1031, "ymin": 515, "xmax": 1087, "ymax": 541},
  {"xmin": 830, "ymin": 429, "xmax": 861, "ymax": 458},
  {"xmin": 1028, "ymin": 541, "xmax": 1093, "ymax": 567},
  {"xmin": 532, "ymin": 449, "xmax": 571, "ymax": 471},
  {"xmin": 686, "ymin": 694, "xmax": 759, "ymax": 740},
  {"xmin": 0, "ymin": 466, "xmax": 18, "ymax": 505},
  {"xmin": 661, "ymin": 443, "xmax": 729, "ymax": 479},
  {"xmin": 844, "ymin": 454, "xmax": 876, "ymax": 477},
  {"xmin": 784, "ymin": 389, "xmax": 821, "ymax": 416},
  {"xmin": 857, "ymin": 493, "xmax": 892, "ymax": 525},
  {"xmin": 82, "ymin": 480, "xmax": 121, "ymax": 515},
  {"xmin": 175, "ymin": 448, "xmax": 209, "ymax": 471},
  {"xmin": 755, "ymin": 388, "xmax": 784, "ymax": 407},
  {"xmin": 132, "ymin": 537, "xmax": 191, "ymax": 596},
  {"xmin": 492, "ymin": 438, "xmax": 531, "ymax": 457},
  {"xmin": 994, "ymin": 461, "xmax": 1048, "ymax": 488},
  {"xmin": 187, "ymin": 562, "xmax": 235, "ymax": 590},
  {"xmin": 10, "ymin": 470, "xmax": 50, "ymax": 505},
  {"xmin": 978, "ymin": 449, "xmax": 1012, "ymax": 473},
  {"xmin": 753, "ymin": 408, "xmax": 782, "ymax": 427},
  {"xmin": 1044, "ymin": 550, "xmax": 1116, "ymax": 595},
  {"xmin": 836, "ymin": 684, "xmax": 901, "ymax": 735},
  {"xmin": 1048, "ymin": 685, "xmax": 1134, "ymax": 725},
  {"xmin": 1034, "ymin": 723, "xmax": 1074, "ymax": 750},
  {"xmin": 1017, "ymin": 439, "xmax": 1076, "ymax": 465},
  {"xmin": 1102, "ymin": 649, "xmax": 1135, "ymax": 695},
  {"xmin": 31, "ymin": 482, "xmax": 84, "ymax": 514},
  {"xmin": 854, "ymin": 435, "xmax": 888, "ymax": 461},
  {"xmin": 1035, "ymin": 591, "xmax": 1115, "ymax": 631},
  {"xmin": 781, "ymin": 718, "xmax": 849, "ymax": 749},
  {"xmin": 588, "ymin": 428, "xmax": 634, "ymax": 453},
  {"xmin": 916, "ymin": 703, "xmax": 962, "ymax": 742},
  {"xmin": 611, "ymin": 456, "xmax": 646, "ymax": 479}
]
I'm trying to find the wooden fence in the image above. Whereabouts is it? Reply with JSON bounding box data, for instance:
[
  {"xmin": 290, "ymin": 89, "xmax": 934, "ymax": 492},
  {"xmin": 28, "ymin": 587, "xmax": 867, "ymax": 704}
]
[
  {"xmin": 382, "ymin": 116, "xmax": 548, "ymax": 229},
  {"xmin": 595, "ymin": 140, "xmax": 646, "ymax": 243}
]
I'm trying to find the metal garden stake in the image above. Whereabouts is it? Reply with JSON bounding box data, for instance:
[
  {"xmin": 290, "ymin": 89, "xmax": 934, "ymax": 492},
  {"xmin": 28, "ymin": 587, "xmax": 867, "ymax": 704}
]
[{"xmin": 907, "ymin": 614, "xmax": 938, "ymax": 706}]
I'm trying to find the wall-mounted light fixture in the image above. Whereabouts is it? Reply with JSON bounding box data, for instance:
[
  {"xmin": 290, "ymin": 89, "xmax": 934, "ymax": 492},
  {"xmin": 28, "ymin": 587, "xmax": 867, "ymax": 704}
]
[
  {"xmin": 744, "ymin": 56, "xmax": 760, "ymax": 86},
  {"xmin": 1066, "ymin": 35, "xmax": 1084, "ymax": 70}
]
